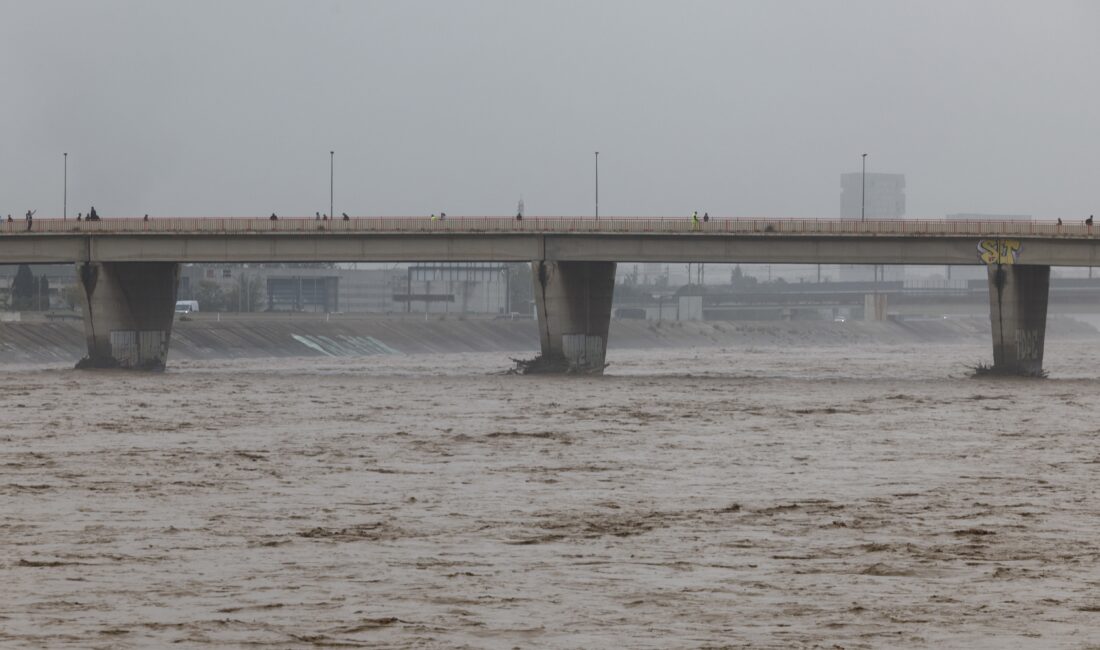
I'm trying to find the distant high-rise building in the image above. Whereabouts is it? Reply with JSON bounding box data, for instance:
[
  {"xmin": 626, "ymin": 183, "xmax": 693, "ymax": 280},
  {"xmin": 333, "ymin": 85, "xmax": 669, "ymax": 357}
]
[{"xmin": 840, "ymin": 172, "xmax": 905, "ymax": 219}]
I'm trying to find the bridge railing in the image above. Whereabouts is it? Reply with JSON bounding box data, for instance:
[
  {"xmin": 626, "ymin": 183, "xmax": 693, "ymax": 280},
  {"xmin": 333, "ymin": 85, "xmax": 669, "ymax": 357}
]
[{"xmin": 0, "ymin": 216, "xmax": 1091, "ymax": 237}]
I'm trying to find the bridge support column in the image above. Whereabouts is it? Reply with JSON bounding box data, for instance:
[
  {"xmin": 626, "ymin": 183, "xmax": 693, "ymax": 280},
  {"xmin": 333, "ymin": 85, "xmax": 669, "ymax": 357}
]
[
  {"xmin": 76, "ymin": 262, "xmax": 181, "ymax": 370},
  {"xmin": 863, "ymin": 293, "xmax": 888, "ymax": 321},
  {"xmin": 987, "ymin": 264, "xmax": 1049, "ymax": 377},
  {"xmin": 531, "ymin": 261, "xmax": 616, "ymax": 373}
]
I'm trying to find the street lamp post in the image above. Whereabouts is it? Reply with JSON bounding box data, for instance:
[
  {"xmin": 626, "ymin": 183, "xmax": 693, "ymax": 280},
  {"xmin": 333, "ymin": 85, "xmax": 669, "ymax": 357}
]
[
  {"xmin": 63, "ymin": 152, "xmax": 68, "ymax": 220},
  {"xmin": 861, "ymin": 153, "xmax": 867, "ymax": 222},
  {"xmin": 329, "ymin": 151, "xmax": 334, "ymax": 221},
  {"xmin": 594, "ymin": 151, "xmax": 599, "ymax": 220}
]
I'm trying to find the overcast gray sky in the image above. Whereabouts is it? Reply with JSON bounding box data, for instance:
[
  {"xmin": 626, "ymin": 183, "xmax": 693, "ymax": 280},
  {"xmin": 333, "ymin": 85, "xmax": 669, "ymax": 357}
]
[{"xmin": 3, "ymin": 0, "xmax": 1098, "ymax": 219}]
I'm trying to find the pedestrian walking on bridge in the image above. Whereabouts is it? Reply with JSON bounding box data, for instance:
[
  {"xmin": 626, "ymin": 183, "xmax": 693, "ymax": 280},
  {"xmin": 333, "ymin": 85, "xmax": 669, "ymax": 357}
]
[{"xmin": 691, "ymin": 211, "xmax": 700, "ymax": 231}]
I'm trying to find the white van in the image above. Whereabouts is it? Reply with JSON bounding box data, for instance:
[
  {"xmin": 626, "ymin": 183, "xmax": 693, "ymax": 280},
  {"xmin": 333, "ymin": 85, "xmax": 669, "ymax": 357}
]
[{"xmin": 175, "ymin": 300, "xmax": 200, "ymax": 314}]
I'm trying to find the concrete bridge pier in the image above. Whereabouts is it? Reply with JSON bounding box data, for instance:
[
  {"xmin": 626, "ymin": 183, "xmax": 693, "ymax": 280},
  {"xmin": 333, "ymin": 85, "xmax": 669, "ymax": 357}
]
[
  {"xmin": 532, "ymin": 261, "xmax": 617, "ymax": 373},
  {"xmin": 864, "ymin": 293, "xmax": 888, "ymax": 321},
  {"xmin": 76, "ymin": 262, "xmax": 181, "ymax": 370},
  {"xmin": 987, "ymin": 264, "xmax": 1050, "ymax": 376}
]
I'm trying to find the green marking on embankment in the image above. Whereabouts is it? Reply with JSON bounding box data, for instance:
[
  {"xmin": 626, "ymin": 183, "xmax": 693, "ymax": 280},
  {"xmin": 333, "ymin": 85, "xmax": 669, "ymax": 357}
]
[
  {"xmin": 291, "ymin": 334, "xmax": 401, "ymax": 356},
  {"xmin": 291, "ymin": 334, "xmax": 336, "ymax": 356}
]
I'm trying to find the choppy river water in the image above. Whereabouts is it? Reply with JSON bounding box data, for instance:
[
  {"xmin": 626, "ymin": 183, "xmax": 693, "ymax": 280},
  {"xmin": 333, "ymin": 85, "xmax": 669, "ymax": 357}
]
[{"xmin": 2, "ymin": 341, "xmax": 1100, "ymax": 648}]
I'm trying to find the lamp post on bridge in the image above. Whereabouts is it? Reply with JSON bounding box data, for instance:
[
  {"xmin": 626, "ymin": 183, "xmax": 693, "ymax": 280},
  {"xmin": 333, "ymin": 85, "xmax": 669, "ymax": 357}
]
[
  {"xmin": 861, "ymin": 153, "xmax": 867, "ymax": 222},
  {"xmin": 594, "ymin": 151, "xmax": 599, "ymax": 221},
  {"xmin": 63, "ymin": 152, "xmax": 68, "ymax": 221},
  {"xmin": 329, "ymin": 150, "xmax": 334, "ymax": 221}
]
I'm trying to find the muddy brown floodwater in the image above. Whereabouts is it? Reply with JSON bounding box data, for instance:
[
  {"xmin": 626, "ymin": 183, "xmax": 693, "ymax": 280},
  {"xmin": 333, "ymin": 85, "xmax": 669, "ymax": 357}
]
[{"xmin": 2, "ymin": 341, "xmax": 1100, "ymax": 649}]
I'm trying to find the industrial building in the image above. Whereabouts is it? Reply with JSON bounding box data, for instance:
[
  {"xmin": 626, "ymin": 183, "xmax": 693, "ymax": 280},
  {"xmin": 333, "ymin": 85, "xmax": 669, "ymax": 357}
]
[{"xmin": 177, "ymin": 263, "xmax": 511, "ymax": 314}]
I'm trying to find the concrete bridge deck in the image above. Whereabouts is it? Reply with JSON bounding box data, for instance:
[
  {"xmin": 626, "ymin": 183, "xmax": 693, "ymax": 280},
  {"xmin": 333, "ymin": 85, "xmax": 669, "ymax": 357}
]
[
  {"xmin": 1, "ymin": 216, "xmax": 1096, "ymax": 266},
  {"xmin": 1, "ymin": 215, "xmax": 1089, "ymax": 236}
]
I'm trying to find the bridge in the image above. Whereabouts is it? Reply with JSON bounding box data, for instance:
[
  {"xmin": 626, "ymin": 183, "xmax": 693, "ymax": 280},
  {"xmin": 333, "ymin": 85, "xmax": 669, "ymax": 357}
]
[{"xmin": 2, "ymin": 216, "xmax": 1095, "ymax": 375}]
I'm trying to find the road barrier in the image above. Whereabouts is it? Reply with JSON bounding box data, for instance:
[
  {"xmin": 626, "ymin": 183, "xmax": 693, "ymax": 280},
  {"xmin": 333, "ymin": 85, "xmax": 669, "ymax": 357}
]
[{"xmin": 0, "ymin": 216, "xmax": 1092, "ymax": 237}]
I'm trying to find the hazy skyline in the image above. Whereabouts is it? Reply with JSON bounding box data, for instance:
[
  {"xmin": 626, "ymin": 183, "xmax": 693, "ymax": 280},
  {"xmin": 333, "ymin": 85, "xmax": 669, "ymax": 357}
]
[{"xmin": 3, "ymin": 0, "xmax": 1098, "ymax": 219}]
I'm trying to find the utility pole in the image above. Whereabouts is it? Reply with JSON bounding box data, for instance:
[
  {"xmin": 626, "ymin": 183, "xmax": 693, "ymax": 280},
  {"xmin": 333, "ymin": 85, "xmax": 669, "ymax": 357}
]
[
  {"xmin": 63, "ymin": 153, "xmax": 68, "ymax": 220},
  {"xmin": 329, "ymin": 151, "xmax": 334, "ymax": 222},
  {"xmin": 861, "ymin": 153, "xmax": 867, "ymax": 222},
  {"xmin": 594, "ymin": 151, "xmax": 599, "ymax": 220}
]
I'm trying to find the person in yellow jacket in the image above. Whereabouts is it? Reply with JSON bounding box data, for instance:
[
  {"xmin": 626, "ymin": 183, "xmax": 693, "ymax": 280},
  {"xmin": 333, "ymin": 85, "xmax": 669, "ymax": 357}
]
[{"xmin": 691, "ymin": 210, "xmax": 700, "ymax": 231}]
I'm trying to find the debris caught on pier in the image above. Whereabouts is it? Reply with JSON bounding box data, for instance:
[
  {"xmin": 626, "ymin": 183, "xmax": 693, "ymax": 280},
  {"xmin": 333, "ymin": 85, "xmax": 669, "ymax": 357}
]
[
  {"xmin": 508, "ymin": 354, "xmax": 608, "ymax": 375},
  {"xmin": 970, "ymin": 361, "xmax": 1048, "ymax": 379},
  {"xmin": 75, "ymin": 356, "xmax": 167, "ymax": 372}
]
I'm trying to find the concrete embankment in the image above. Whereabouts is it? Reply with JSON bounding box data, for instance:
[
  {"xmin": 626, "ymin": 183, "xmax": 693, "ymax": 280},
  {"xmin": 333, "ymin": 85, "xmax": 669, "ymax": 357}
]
[{"xmin": 0, "ymin": 313, "xmax": 1095, "ymax": 365}]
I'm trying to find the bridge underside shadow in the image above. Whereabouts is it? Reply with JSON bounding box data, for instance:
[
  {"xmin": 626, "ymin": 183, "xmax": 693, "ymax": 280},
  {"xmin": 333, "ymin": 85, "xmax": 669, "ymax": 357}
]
[
  {"xmin": 64, "ymin": 258, "xmax": 1053, "ymax": 378},
  {"xmin": 76, "ymin": 262, "xmax": 181, "ymax": 370},
  {"xmin": 524, "ymin": 261, "xmax": 1054, "ymax": 377}
]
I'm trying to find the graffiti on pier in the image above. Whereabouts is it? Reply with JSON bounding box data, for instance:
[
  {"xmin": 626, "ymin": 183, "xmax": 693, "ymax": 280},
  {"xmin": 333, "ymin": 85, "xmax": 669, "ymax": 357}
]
[
  {"xmin": 1015, "ymin": 328, "xmax": 1043, "ymax": 361},
  {"xmin": 977, "ymin": 239, "xmax": 1022, "ymax": 265}
]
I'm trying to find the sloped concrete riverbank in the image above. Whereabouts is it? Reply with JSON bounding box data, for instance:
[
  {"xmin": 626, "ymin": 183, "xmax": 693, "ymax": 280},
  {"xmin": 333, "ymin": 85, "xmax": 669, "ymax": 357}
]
[{"xmin": 0, "ymin": 314, "xmax": 1095, "ymax": 366}]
